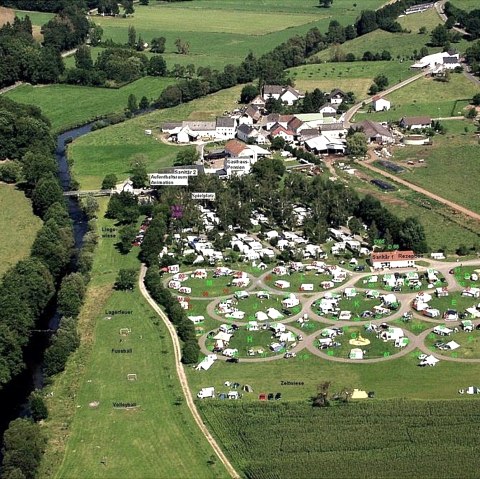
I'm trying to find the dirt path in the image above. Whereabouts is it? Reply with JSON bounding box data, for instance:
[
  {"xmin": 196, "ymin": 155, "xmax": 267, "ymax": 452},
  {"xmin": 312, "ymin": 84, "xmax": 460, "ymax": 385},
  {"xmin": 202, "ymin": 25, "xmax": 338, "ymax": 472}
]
[
  {"xmin": 138, "ymin": 265, "xmax": 240, "ymax": 479},
  {"xmin": 361, "ymin": 154, "xmax": 480, "ymax": 222}
]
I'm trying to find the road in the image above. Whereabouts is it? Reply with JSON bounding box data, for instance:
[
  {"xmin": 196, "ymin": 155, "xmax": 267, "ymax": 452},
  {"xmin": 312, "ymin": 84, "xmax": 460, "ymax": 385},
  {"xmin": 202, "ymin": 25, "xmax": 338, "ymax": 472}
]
[
  {"xmin": 343, "ymin": 70, "xmax": 431, "ymax": 126},
  {"xmin": 138, "ymin": 265, "xmax": 241, "ymax": 479},
  {"xmin": 434, "ymin": 0, "xmax": 470, "ymax": 37},
  {"xmin": 359, "ymin": 153, "xmax": 480, "ymax": 222}
]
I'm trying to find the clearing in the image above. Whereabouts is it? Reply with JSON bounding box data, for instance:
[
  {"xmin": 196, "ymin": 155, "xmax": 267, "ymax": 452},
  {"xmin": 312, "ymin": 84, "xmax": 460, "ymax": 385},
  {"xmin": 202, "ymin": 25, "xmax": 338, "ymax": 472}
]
[
  {"xmin": 5, "ymin": 77, "xmax": 176, "ymax": 133},
  {"xmin": 0, "ymin": 184, "xmax": 42, "ymax": 278}
]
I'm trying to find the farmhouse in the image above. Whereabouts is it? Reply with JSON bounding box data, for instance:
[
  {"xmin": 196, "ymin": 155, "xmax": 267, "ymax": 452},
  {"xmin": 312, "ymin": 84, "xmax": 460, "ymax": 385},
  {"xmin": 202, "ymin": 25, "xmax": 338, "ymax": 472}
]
[
  {"xmin": 355, "ymin": 120, "xmax": 394, "ymax": 144},
  {"xmin": 326, "ymin": 89, "xmax": 347, "ymax": 105},
  {"xmin": 319, "ymin": 103, "xmax": 339, "ymax": 117},
  {"xmin": 262, "ymin": 85, "xmax": 304, "ymax": 105},
  {"xmin": 400, "ymin": 116, "xmax": 432, "ymax": 130},
  {"xmin": 411, "ymin": 52, "xmax": 461, "ymax": 72},
  {"xmin": 372, "ymin": 96, "xmax": 391, "ymax": 112},
  {"xmin": 371, "ymin": 251, "xmax": 416, "ymax": 270},
  {"xmin": 270, "ymin": 124, "xmax": 295, "ymax": 143}
]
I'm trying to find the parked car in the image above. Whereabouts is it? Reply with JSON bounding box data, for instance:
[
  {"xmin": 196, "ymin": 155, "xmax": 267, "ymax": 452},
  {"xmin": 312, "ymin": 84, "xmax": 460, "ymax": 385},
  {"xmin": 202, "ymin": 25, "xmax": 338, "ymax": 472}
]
[
  {"xmin": 354, "ymin": 265, "xmax": 365, "ymax": 272},
  {"xmin": 275, "ymin": 392, "xmax": 282, "ymax": 400},
  {"xmin": 226, "ymin": 357, "xmax": 239, "ymax": 363},
  {"xmin": 282, "ymin": 309, "xmax": 293, "ymax": 316},
  {"xmin": 268, "ymin": 393, "xmax": 274, "ymax": 401}
]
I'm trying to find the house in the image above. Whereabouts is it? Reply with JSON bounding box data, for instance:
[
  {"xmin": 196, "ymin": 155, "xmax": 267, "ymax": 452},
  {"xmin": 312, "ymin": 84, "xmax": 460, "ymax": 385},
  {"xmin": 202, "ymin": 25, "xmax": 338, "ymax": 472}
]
[
  {"xmin": 261, "ymin": 113, "xmax": 293, "ymax": 131},
  {"xmin": 372, "ymin": 96, "xmax": 391, "ymax": 112},
  {"xmin": 400, "ymin": 116, "xmax": 432, "ymax": 130},
  {"xmin": 262, "ymin": 85, "xmax": 284, "ymax": 101},
  {"xmin": 319, "ymin": 123, "xmax": 347, "ymax": 139},
  {"xmin": 224, "ymin": 139, "xmax": 253, "ymax": 158},
  {"xmin": 326, "ymin": 89, "xmax": 347, "ymax": 105},
  {"xmin": 354, "ymin": 120, "xmax": 394, "ymax": 144},
  {"xmin": 215, "ymin": 117, "xmax": 237, "ymax": 139},
  {"xmin": 319, "ymin": 103, "xmax": 339, "ymax": 117},
  {"xmin": 251, "ymin": 95, "xmax": 266, "ymax": 108},
  {"xmin": 280, "ymin": 86, "xmax": 304, "ymax": 105},
  {"xmin": 237, "ymin": 123, "xmax": 257, "ymax": 143},
  {"xmin": 122, "ymin": 179, "xmax": 134, "ymax": 193},
  {"xmin": 239, "ymin": 104, "xmax": 262, "ymax": 125},
  {"xmin": 270, "ymin": 124, "xmax": 295, "ymax": 143},
  {"xmin": 371, "ymin": 250, "xmax": 416, "ymax": 269},
  {"xmin": 287, "ymin": 117, "xmax": 307, "ymax": 136}
]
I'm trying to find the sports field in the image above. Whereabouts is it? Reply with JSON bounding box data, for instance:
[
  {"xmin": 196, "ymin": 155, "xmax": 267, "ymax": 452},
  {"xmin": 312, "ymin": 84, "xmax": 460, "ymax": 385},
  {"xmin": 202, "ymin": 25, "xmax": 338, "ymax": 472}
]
[
  {"xmin": 69, "ymin": 84, "xmax": 244, "ymax": 189},
  {"xmin": 0, "ymin": 184, "xmax": 42, "ymax": 278},
  {"xmin": 289, "ymin": 61, "xmax": 413, "ymax": 100},
  {"xmin": 40, "ymin": 199, "xmax": 228, "ymax": 479},
  {"xmin": 5, "ymin": 77, "xmax": 175, "ymax": 133}
]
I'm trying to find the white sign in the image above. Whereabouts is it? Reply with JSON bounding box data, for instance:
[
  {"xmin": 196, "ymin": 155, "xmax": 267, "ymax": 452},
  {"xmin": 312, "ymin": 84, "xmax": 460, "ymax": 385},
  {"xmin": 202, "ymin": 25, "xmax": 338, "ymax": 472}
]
[
  {"xmin": 226, "ymin": 159, "xmax": 250, "ymax": 171},
  {"xmin": 149, "ymin": 174, "xmax": 189, "ymax": 186},
  {"xmin": 173, "ymin": 168, "xmax": 198, "ymax": 176},
  {"xmin": 192, "ymin": 192, "xmax": 216, "ymax": 201}
]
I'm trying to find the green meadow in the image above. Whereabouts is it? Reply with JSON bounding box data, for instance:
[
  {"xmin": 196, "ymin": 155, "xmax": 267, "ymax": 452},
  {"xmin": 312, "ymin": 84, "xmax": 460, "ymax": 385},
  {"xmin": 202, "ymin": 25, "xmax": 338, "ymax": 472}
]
[
  {"xmin": 40, "ymin": 199, "xmax": 228, "ymax": 479},
  {"xmin": 0, "ymin": 184, "xmax": 42, "ymax": 277},
  {"xmin": 5, "ymin": 77, "xmax": 176, "ymax": 133},
  {"xmin": 69, "ymin": 84, "xmax": 244, "ymax": 189}
]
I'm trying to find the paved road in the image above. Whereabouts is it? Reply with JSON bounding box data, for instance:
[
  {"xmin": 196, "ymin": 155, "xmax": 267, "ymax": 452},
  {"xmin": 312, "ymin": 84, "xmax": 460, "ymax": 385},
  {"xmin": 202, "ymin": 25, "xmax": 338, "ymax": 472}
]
[
  {"xmin": 360, "ymin": 152, "xmax": 480, "ymax": 222},
  {"xmin": 139, "ymin": 265, "xmax": 241, "ymax": 479}
]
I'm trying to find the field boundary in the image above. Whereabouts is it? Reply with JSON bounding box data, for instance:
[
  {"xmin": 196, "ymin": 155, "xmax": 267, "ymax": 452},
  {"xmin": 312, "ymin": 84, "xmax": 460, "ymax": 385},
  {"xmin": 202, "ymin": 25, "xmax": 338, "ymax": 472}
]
[{"xmin": 139, "ymin": 264, "xmax": 241, "ymax": 479}]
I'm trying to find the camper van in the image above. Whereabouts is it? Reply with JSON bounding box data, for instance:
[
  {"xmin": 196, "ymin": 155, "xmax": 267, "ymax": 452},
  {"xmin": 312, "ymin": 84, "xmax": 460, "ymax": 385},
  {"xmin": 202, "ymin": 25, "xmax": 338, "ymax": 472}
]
[{"xmin": 197, "ymin": 387, "xmax": 215, "ymax": 399}]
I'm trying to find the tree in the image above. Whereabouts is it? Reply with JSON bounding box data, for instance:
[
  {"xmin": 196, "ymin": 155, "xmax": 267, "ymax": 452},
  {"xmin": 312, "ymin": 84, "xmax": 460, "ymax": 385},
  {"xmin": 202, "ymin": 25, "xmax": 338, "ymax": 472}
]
[
  {"xmin": 89, "ymin": 23, "xmax": 103, "ymax": 46},
  {"xmin": 355, "ymin": 10, "xmax": 378, "ymax": 36},
  {"xmin": 319, "ymin": 0, "xmax": 333, "ymax": 7},
  {"xmin": 150, "ymin": 36, "xmax": 166, "ymax": 53},
  {"xmin": 57, "ymin": 273, "xmax": 86, "ymax": 318},
  {"xmin": 136, "ymin": 35, "xmax": 145, "ymax": 51},
  {"xmin": 174, "ymin": 38, "xmax": 190, "ymax": 55},
  {"xmin": 28, "ymin": 392, "xmax": 48, "ymax": 422},
  {"xmin": 181, "ymin": 340, "xmax": 200, "ymax": 364},
  {"xmin": 74, "ymin": 45, "xmax": 93, "ymax": 70},
  {"xmin": 102, "ymin": 173, "xmax": 118, "ymax": 190},
  {"xmin": 115, "ymin": 269, "xmax": 137, "ymax": 290},
  {"xmin": 174, "ymin": 147, "xmax": 199, "ymax": 166},
  {"xmin": 122, "ymin": 0, "xmax": 135, "ymax": 15},
  {"xmin": 118, "ymin": 224, "xmax": 137, "ymax": 254},
  {"xmin": 127, "ymin": 93, "xmax": 138, "ymax": 113},
  {"xmin": 312, "ymin": 381, "xmax": 331, "ymax": 407},
  {"xmin": 0, "ymin": 161, "xmax": 22, "ymax": 183},
  {"xmin": 346, "ymin": 132, "xmax": 368, "ymax": 157},
  {"xmin": 147, "ymin": 55, "xmax": 167, "ymax": 76},
  {"xmin": 81, "ymin": 195, "xmax": 99, "ymax": 219},
  {"xmin": 32, "ymin": 176, "xmax": 64, "ymax": 218},
  {"xmin": 430, "ymin": 24, "xmax": 450, "ymax": 47},
  {"xmin": 345, "ymin": 24, "xmax": 357, "ymax": 40},
  {"xmin": 472, "ymin": 93, "xmax": 480, "ymax": 106},
  {"xmin": 240, "ymin": 84, "xmax": 259, "ymax": 103},
  {"xmin": 419, "ymin": 26, "xmax": 427, "ymax": 34},
  {"xmin": 130, "ymin": 155, "xmax": 148, "ymax": 188},
  {"xmin": 373, "ymin": 74, "xmax": 389, "ymax": 90},
  {"xmin": 106, "ymin": 192, "xmax": 140, "ymax": 224},
  {"xmin": 127, "ymin": 25, "xmax": 136, "ymax": 48},
  {"xmin": 139, "ymin": 96, "xmax": 149, "ymax": 109}
]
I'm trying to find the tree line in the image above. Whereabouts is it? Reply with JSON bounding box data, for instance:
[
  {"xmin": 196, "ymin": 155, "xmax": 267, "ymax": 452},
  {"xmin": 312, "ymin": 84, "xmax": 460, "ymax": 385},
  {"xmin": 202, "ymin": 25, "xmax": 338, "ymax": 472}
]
[{"xmin": 444, "ymin": 2, "xmax": 480, "ymax": 39}]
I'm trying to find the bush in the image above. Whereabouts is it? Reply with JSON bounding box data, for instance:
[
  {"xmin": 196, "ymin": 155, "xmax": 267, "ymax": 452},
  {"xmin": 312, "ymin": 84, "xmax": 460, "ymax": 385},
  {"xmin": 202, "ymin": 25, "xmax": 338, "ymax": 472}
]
[
  {"xmin": 28, "ymin": 392, "xmax": 48, "ymax": 422},
  {"xmin": 0, "ymin": 161, "xmax": 22, "ymax": 183}
]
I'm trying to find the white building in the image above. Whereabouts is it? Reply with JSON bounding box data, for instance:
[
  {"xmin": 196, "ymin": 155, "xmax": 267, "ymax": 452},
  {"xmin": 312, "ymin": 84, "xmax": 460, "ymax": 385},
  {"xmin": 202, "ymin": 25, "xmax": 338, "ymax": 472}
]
[
  {"xmin": 372, "ymin": 97, "xmax": 391, "ymax": 112},
  {"xmin": 371, "ymin": 251, "xmax": 416, "ymax": 269}
]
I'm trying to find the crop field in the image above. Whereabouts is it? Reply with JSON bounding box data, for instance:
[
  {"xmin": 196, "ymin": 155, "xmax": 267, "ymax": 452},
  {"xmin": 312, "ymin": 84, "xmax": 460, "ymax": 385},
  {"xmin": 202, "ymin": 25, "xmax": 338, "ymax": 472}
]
[
  {"xmin": 0, "ymin": 184, "xmax": 42, "ymax": 278},
  {"xmin": 40, "ymin": 199, "xmax": 228, "ymax": 479},
  {"xmin": 392, "ymin": 121, "xmax": 480, "ymax": 215},
  {"xmin": 5, "ymin": 77, "xmax": 175, "ymax": 133},
  {"xmin": 315, "ymin": 9, "xmax": 445, "ymax": 62},
  {"xmin": 69, "ymin": 84, "xmax": 244, "ymax": 189},
  {"xmin": 89, "ymin": 0, "xmax": 385, "ymax": 70},
  {"xmin": 354, "ymin": 74, "xmax": 478, "ymax": 122},
  {"xmin": 198, "ymin": 400, "xmax": 480, "ymax": 479}
]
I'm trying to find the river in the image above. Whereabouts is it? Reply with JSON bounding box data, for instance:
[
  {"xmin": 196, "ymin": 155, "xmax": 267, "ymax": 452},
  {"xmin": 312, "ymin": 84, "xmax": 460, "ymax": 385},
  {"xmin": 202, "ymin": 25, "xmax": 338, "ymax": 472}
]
[{"xmin": 0, "ymin": 123, "xmax": 93, "ymax": 443}]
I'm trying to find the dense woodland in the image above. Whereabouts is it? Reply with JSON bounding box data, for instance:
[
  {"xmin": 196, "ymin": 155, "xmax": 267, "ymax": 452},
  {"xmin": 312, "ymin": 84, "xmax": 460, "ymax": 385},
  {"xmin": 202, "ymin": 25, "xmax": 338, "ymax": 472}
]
[{"xmin": 444, "ymin": 2, "xmax": 480, "ymax": 39}]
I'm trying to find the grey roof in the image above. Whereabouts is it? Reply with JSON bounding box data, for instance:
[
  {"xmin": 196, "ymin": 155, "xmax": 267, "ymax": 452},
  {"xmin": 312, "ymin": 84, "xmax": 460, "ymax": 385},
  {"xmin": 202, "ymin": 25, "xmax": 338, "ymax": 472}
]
[
  {"xmin": 320, "ymin": 123, "xmax": 344, "ymax": 131},
  {"xmin": 216, "ymin": 116, "xmax": 236, "ymax": 128},
  {"xmin": 356, "ymin": 120, "xmax": 393, "ymax": 139},
  {"xmin": 237, "ymin": 123, "xmax": 254, "ymax": 135},
  {"xmin": 443, "ymin": 56, "xmax": 459, "ymax": 64},
  {"xmin": 327, "ymin": 88, "xmax": 346, "ymax": 99},
  {"xmin": 263, "ymin": 85, "xmax": 284, "ymax": 95},
  {"xmin": 400, "ymin": 116, "xmax": 431, "ymax": 126},
  {"xmin": 183, "ymin": 120, "xmax": 216, "ymax": 131},
  {"xmin": 299, "ymin": 128, "xmax": 320, "ymax": 139},
  {"xmin": 319, "ymin": 102, "xmax": 339, "ymax": 111},
  {"xmin": 162, "ymin": 122, "xmax": 182, "ymax": 130}
]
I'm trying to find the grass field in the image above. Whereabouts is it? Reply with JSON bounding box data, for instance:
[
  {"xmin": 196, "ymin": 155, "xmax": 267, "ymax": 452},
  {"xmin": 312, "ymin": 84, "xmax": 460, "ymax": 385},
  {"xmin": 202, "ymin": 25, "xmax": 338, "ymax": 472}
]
[
  {"xmin": 289, "ymin": 61, "xmax": 414, "ymax": 100},
  {"xmin": 354, "ymin": 73, "xmax": 478, "ymax": 121},
  {"xmin": 451, "ymin": 0, "xmax": 477, "ymax": 12},
  {"xmin": 391, "ymin": 120, "xmax": 480, "ymax": 216},
  {"xmin": 198, "ymin": 400, "xmax": 480, "ymax": 478},
  {"xmin": 69, "ymin": 84, "xmax": 244, "ymax": 189},
  {"xmin": 5, "ymin": 77, "xmax": 176, "ymax": 133},
  {"xmin": 343, "ymin": 164, "xmax": 480, "ymax": 253},
  {"xmin": 0, "ymin": 184, "xmax": 42, "ymax": 278},
  {"xmin": 40, "ymin": 199, "xmax": 229, "ymax": 479},
  {"xmin": 425, "ymin": 330, "xmax": 480, "ymax": 359},
  {"xmin": 86, "ymin": 0, "xmax": 385, "ymax": 70},
  {"xmin": 14, "ymin": 9, "xmax": 53, "ymax": 26}
]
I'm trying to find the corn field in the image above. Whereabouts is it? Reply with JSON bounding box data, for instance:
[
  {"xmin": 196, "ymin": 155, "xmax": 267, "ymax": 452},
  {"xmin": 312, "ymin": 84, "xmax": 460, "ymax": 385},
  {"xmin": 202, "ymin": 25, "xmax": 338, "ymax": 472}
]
[{"xmin": 198, "ymin": 400, "xmax": 480, "ymax": 478}]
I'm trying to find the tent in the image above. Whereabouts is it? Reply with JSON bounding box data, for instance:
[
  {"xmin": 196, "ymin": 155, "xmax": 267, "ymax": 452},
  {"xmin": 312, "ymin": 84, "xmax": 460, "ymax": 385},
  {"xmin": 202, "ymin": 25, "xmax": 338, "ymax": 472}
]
[
  {"xmin": 349, "ymin": 348, "xmax": 364, "ymax": 360},
  {"xmin": 419, "ymin": 355, "xmax": 439, "ymax": 367},
  {"xmin": 278, "ymin": 331, "xmax": 296, "ymax": 342},
  {"xmin": 445, "ymin": 340, "xmax": 460, "ymax": 350},
  {"xmin": 188, "ymin": 315, "xmax": 205, "ymax": 324},
  {"xmin": 214, "ymin": 331, "xmax": 232, "ymax": 342},
  {"xmin": 243, "ymin": 384, "xmax": 253, "ymax": 392},
  {"xmin": 196, "ymin": 354, "xmax": 217, "ymax": 371},
  {"xmin": 267, "ymin": 308, "xmax": 284, "ymax": 320},
  {"xmin": 255, "ymin": 311, "xmax": 269, "ymax": 321}
]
